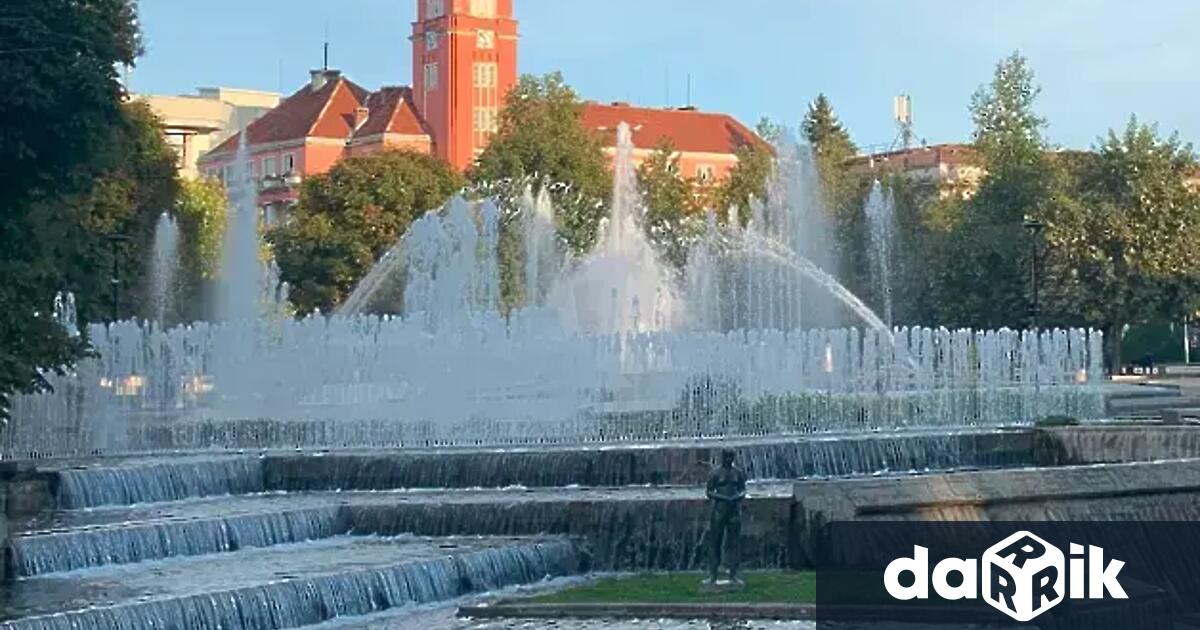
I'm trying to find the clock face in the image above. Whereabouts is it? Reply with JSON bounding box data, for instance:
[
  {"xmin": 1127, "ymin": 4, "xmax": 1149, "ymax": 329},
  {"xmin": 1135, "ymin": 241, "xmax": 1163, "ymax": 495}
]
[
  {"xmin": 477, "ymin": 29, "xmax": 495, "ymax": 49},
  {"xmin": 425, "ymin": 31, "xmax": 439, "ymax": 51}
]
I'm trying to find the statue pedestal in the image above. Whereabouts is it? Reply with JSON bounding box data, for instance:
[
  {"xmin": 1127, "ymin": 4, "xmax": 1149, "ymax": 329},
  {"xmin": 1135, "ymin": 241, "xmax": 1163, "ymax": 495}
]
[{"xmin": 698, "ymin": 578, "xmax": 746, "ymax": 594}]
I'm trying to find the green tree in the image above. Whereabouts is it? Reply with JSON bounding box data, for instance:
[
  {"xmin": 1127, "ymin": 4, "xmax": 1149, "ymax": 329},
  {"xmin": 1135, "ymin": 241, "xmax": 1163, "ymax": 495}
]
[
  {"xmin": 1042, "ymin": 118, "xmax": 1200, "ymax": 369},
  {"xmin": 0, "ymin": 0, "xmax": 148, "ymax": 421},
  {"xmin": 717, "ymin": 142, "xmax": 774, "ymax": 223},
  {"xmin": 802, "ymin": 94, "xmax": 869, "ymax": 295},
  {"xmin": 930, "ymin": 52, "xmax": 1065, "ymax": 329},
  {"xmin": 469, "ymin": 73, "xmax": 612, "ymax": 255},
  {"xmin": 70, "ymin": 101, "xmax": 181, "ymax": 323},
  {"xmin": 755, "ymin": 117, "xmax": 786, "ymax": 146},
  {"xmin": 267, "ymin": 150, "xmax": 463, "ymax": 315},
  {"xmin": 175, "ymin": 178, "xmax": 228, "ymax": 321},
  {"xmin": 803, "ymin": 94, "xmax": 858, "ymax": 165},
  {"xmin": 637, "ymin": 139, "xmax": 701, "ymax": 268}
]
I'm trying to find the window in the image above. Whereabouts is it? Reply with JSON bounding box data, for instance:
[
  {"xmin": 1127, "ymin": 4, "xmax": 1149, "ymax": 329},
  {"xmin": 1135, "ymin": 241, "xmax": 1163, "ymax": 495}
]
[
  {"xmin": 282, "ymin": 153, "xmax": 295, "ymax": 174},
  {"xmin": 476, "ymin": 29, "xmax": 495, "ymax": 49},
  {"xmin": 473, "ymin": 62, "xmax": 497, "ymax": 88},
  {"xmin": 425, "ymin": 31, "xmax": 439, "ymax": 51},
  {"xmin": 472, "ymin": 62, "xmax": 500, "ymax": 148},
  {"xmin": 424, "ymin": 63, "xmax": 439, "ymax": 91},
  {"xmin": 426, "ymin": 0, "xmax": 444, "ymax": 18},
  {"xmin": 473, "ymin": 106, "xmax": 498, "ymax": 133},
  {"xmin": 222, "ymin": 165, "xmax": 232, "ymax": 184},
  {"xmin": 264, "ymin": 156, "xmax": 277, "ymax": 177},
  {"xmin": 470, "ymin": 0, "xmax": 496, "ymax": 18},
  {"xmin": 696, "ymin": 164, "xmax": 716, "ymax": 182}
]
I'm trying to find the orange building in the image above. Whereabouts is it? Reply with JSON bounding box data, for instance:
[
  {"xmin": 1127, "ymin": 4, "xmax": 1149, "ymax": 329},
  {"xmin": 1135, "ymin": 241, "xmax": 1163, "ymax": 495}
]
[{"xmin": 198, "ymin": 0, "xmax": 761, "ymax": 212}]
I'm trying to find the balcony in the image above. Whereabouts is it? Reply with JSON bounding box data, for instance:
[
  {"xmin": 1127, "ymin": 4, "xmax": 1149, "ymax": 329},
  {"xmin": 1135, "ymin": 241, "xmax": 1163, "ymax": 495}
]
[{"xmin": 259, "ymin": 172, "xmax": 302, "ymax": 192}]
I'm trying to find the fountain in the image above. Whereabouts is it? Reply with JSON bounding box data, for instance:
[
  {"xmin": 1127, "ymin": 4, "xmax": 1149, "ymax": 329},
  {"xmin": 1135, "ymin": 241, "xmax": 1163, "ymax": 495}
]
[
  {"xmin": 549, "ymin": 123, "xmax": 681, "ymax": 333},
  {"xmin": 0, "ymin": 120, "xmax": 1108, "ymax": 457},
  {"xmin": 686, "ymin": 141, "xmax": 886, "ymax": 333},
  {"xmin": 864, "ymin": 180, "xmax": 896, "ymax": 326},
  {"xmin": 521, "ymin": 187, "xmax": 562, "ymax": 308},
  {"xmin": 0, "ymin": 122, "xmax": 1125, "ymax": 630},
  {"xmin": 149, "ymin": 212, "xmax": 179, "ymax": 324},
  {"xmin": 214, "ymin": 133, "xmax": 287, "ymax": 324}
]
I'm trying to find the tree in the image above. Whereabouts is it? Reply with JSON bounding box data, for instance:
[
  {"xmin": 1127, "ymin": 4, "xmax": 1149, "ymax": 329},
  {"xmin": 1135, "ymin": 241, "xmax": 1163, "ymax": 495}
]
[
  {"xmin": 802, "ymin": 94, "xmax": 870, "ymax": 295},
  {"xmin": 267, "ymin": 150, "xmax": 463, "ymax": 315},
  {"xmin": 175, "ymin": 178, "xmax": 228, "ymax": 321},
  {"xmin": 0, "ymin": 0, "xmax": 145, "ymax": 421},
  {"xmin": 68, "ymin": 101, "xmax": 181, "ymax": 323},
  {"xmin": 717, "ymin": 142, "xmax": 773, "ymax": 223},
  {"xmin": 469, "ymin": 73, "xmax": 612, "ymax": 255},
  {"xmin": 803, "ymin": 94, "xmax": 857, "ymax": 164},
  {"xmin": 1042, "ymin": 118, "xmax": 1200, "ymax": 369},
  {"xmin": 929, "ymin": 52, "xmax": 1066, "ymax": 329},
  {"xmin": 637, "ymin": 139, "xmax": 702, "ymax": 269}
]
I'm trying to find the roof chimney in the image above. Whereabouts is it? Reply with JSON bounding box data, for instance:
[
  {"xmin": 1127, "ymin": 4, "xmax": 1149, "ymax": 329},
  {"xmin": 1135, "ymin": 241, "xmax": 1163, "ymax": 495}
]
[{"xmin": 309, "ymin": 68, "xmax": 341, "ymax": 91}]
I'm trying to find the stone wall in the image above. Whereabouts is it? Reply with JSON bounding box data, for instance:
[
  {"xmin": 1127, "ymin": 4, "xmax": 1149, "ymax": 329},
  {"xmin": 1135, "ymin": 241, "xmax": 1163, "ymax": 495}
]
[
  {"xmin": 1036, "ymin": 424, "xmax": 1200, "ymax": 465},
  {"xmin": 263, "ymin": 428, "xmax": 1034, "ymax": 491},
  {"xmin": 347, "ymin": 496, "xmax": 797, "ymax": 572},
  {"xmin": 792, "ymin": 457, "xmax": 1200, "ymax": 568},
  {"xmin": 0, "ymin": 462, "xmax": 57, "ymax": 581}
]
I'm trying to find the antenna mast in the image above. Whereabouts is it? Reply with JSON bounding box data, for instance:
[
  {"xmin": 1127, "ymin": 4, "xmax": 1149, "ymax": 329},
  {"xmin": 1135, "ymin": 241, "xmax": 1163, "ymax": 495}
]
[
  {"xmin": 323, "ymin": 20, "xmax": 330, "ymax": 70},
  {"xmin": 892, "ymin": 94, "xmax": 915, "ymax": 150}
]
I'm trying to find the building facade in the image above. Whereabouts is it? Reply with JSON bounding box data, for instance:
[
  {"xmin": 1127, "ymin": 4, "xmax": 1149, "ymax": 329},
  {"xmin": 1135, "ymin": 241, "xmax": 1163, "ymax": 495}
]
[
  {"xmin": 197, "ymin": 0, "xmax": 762, "ymax": 209},
  {"xmin": 846, "ymin": 143, "xmax": 985, "ymax": 198},
  {"xmin": 138, "ymin": 88, "xmax": 280, "ymax": 179}
]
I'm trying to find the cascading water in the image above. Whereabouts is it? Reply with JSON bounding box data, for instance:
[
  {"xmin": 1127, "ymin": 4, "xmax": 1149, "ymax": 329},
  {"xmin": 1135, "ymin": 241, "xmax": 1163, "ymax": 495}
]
[
  {"xmin": 865, "ymin": 180, "xmax": 896, "ymax": 326},
  {"xmin": 549, "ymin": 122, "xmax": 681, "ymax": 333},
  {"xmin": 149, "ymin": 212, "xmax": 179, "ymax": 323}
]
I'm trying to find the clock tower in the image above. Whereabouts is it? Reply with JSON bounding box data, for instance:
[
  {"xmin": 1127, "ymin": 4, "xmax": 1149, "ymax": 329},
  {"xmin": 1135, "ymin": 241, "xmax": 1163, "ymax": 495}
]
[{"xmin": 412, "ymin": 0, "xmax": 519, "ymax": 170}]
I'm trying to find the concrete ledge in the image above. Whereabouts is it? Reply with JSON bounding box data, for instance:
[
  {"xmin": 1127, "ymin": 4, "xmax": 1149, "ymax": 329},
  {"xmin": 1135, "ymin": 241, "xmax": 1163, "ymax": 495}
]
[{"xmin": 1036, "ymin": 424, "xmax": 1200, "ymax": 465}]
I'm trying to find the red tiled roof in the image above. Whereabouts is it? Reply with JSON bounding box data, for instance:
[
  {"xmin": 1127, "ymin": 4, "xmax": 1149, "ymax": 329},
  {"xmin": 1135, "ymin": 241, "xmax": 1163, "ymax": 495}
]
[
  {"xmin": 581, "ymin": 103, "xmax": 766, "ymax": 155},
  {"xmin": 352, "ymin": 87, "xmax": 431, "ymax": 139},
  {"xmin": 207, "ymin": 75, "xmax": 371, "ymax": 156}
]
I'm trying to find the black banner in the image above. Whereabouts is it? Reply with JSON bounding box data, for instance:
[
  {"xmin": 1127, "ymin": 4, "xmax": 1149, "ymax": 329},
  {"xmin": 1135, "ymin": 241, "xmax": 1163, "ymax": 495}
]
[{"xmin": 814, "ymin": 521, "xmax": 1200, "ymax": 629}]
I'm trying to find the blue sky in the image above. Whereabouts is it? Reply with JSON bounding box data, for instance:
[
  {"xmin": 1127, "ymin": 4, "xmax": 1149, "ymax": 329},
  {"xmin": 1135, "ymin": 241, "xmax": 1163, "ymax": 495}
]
[{"xmin": 133, "ymin": 0, "xmax": 1200, "ymax": 151}]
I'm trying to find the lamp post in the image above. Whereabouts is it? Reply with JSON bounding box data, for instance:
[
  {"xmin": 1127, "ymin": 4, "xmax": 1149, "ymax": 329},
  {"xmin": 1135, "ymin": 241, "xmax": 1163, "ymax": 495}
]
[
  {"xmin": 105, "ymin": 233, "xmax": 132, "ymax": 322},
  {"xmin": 1022, "ymin": 217, "xmax": 1046, "ymax": 330}
]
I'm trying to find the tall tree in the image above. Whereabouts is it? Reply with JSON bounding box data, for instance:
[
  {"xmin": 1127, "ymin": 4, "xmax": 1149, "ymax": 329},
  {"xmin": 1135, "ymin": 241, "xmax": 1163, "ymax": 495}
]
[
  {"xmin": 1042, "ymin": 118, "xmax": 1200, "ymax": 369},
  {"xmin": 68, "ymin": 101, "xmax": 181, "ymax": 323},
  {"xmin": 802, "ymin": 94, "xmax": 869, "ymax": 295},
  {"xmin": 469, "ymin": 73, "xmax": 612, "ymax": 255},
  {"xmin": 803, "ymin": 94, "xmax": 857, "ymax": 164},
  {"xmin": 267, "ymin": 151, "xmax": 463, "ymax": 315},
  {"xmin": 930, "ymin": 52, "xmax": 1065, "ymax": 329},
  {"xmin": 0, "ymin": 0, "xmax": 145, "ymax": 421}
]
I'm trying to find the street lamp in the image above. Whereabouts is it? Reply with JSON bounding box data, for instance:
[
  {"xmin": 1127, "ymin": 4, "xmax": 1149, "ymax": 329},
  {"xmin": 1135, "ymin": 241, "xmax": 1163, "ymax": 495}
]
[
  {"xmin": 104, "ymin": 233, "xmax": 132, "ymax": 322},
  {"xmin": 1022, "ymin": 217, "xmax": 1046, "ymax": 330}
]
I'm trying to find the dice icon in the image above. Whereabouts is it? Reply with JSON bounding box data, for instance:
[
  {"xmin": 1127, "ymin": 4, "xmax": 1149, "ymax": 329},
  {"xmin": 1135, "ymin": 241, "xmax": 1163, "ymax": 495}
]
[{"xmin": 982, "ymin": 531, "xmax": 1065, "ymax": 621}]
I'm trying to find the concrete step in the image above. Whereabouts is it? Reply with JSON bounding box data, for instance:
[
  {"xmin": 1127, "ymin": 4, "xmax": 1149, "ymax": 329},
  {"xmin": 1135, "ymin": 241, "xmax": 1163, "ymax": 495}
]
[{"xmin": 0, "ymin": 535, "xmax": 583, "ymax": 629}]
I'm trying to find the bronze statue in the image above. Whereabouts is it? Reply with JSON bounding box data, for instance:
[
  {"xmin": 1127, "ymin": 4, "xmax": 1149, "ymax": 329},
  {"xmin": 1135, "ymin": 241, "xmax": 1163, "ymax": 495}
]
[{"xmin": 704, "ymin": 448, "xmax": 747, "ymax": 584}]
